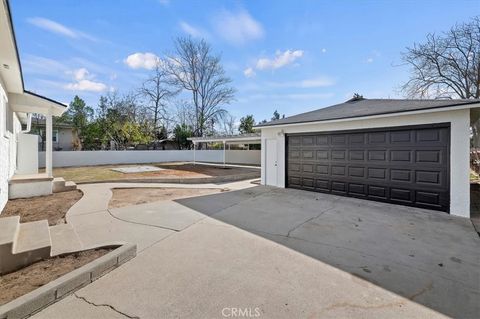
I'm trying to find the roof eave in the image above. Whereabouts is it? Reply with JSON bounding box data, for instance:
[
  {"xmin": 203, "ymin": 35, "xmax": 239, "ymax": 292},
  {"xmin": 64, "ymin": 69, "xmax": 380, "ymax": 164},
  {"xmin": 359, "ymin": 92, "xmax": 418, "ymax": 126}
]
[
  {"xmin": 255, "ymin": 102, "xmax": 480, "ymax": 129},
  {"xmin": 8, "ymin": 91, "xmax": 68, "ymax": 117}
]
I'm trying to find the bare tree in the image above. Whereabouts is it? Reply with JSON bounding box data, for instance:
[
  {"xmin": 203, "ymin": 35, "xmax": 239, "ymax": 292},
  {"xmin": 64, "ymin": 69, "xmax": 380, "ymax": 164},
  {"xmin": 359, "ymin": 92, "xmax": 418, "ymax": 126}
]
[
  {"xmin": 175, "ymin": 100, "xmax": 196, "ymax": 128},
  {"xmin": 219, "ymin": 113, "xmax": 237, "ymax": 135},
  {"xmin": 401, "ymin": 16, "xmax": 480, "ymax": 99},
  {"xmin": 164, "ymin": 37, "xmax": 235, "ymax": 137},
  {"xmin": 139, "ymin": 61, "xmax": 179, "ymax": 146}
]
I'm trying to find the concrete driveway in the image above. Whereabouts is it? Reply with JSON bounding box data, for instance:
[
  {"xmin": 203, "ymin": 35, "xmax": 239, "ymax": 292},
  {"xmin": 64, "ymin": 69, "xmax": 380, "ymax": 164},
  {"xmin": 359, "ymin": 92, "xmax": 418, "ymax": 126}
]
[
  {"xmin": 33, "ymin": 184, "xmax": 479, "ymax": 319},
  {"xmin": 177, "ymin": 186, "xmax": 480, "ymax": 318}
]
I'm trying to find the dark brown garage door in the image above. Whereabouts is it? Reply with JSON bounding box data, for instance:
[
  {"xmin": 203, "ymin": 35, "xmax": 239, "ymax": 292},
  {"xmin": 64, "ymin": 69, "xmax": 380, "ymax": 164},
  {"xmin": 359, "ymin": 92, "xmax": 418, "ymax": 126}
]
[{"xmin": 286, "ymin": 124, "xmax": 450, "ymax": 212}]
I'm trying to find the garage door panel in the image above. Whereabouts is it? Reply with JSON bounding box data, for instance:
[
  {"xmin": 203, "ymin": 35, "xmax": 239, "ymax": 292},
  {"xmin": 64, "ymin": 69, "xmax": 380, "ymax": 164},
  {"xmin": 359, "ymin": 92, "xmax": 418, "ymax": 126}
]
[
  {"xmin": 349, "ymin": 183, "xmax": 366, "ymax": 196},
  {"xmin": 316, "ymin": 150, "xmax": 329, "ymax": 160},
  {"xmin": 316, "ymin": 135, "xmax": 328, "ymax": 145},
  {"xmin": 286, "ymin": 124, "xmax": 450, "ymax": 212},
  {"xmin": 331, "ymin": 181, "xmax": 347, "ymax": 193},
  {"xmin": 390, "ymin": 130, "xmax": 412, "ymax": 143},
  {"xmin": 349, "ymin": 133, "xmax": 366, "ymax": 144},
  {"xmin": 331, "ymin": 166, "xmax": 346, "ymax": 176},
  {"xmin": 368, "ymin": 150, "xmax": 387, "ymax": 161},
  {"xmin": 368, "ymin": 132, "xmax": 387, "ymax": 144},
  {"xmin": 316, "ymin": 164, "xmax": 329, "ymax": 174},
  {"xmin": 349, "ymin": 150, "xmax": 365, "ymax": 161},
  {"xmin": 316, "ymin": 179, "xmax": 329, "ymax": 190},
  {"xmin": 368, "ymin": 185, "xmax": 388, "ymax": 199},
  {"xmin": 367, "ymin": 167, "xmax": 387, "ymax": 180}
]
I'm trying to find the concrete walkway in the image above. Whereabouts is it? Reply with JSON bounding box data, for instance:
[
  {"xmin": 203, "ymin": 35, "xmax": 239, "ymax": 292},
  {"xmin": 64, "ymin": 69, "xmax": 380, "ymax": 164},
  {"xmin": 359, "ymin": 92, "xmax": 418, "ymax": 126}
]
[
  {"xmin": 35, "ymin": 182, "xmax": 465, "ymax": 318},
  {"xmin": 50, "ymin": 180, "xmax": 255, "ymax": 254}
]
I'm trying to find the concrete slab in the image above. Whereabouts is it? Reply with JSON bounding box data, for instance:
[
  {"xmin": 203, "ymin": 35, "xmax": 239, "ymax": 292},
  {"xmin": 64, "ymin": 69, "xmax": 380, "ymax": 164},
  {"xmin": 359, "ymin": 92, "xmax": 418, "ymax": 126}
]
[
  {"xmin": 68, "ymin": 210, "xmax": 173, "ymax": 252},
  {"xmin": 32, "ymin": 295, "xmax": 126, "ymax": 319},
  {"xmin": 49, "ymin": 224, "xmax": 83, "ymax": 256},
  {"xmin": 176, "ymin": 186, "xmax": 480, "ymax": 318},
  {"xmin": 111, "ymin": 165, "xmax": 164, "ymax": 173},
  {"xmin": 33, "ymin": 221, "xmax": 446, "ymax": 319},
  {"xmin": 109, "ymin": 201, "xmax": 205, "ymax": 231}
]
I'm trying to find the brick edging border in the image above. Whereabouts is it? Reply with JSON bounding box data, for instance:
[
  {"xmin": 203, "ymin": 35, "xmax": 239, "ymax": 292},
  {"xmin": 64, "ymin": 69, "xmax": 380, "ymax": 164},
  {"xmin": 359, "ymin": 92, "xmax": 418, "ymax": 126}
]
[{"xmin": 0, "ymin": 243, "xmax": 136, "ymax": 319}]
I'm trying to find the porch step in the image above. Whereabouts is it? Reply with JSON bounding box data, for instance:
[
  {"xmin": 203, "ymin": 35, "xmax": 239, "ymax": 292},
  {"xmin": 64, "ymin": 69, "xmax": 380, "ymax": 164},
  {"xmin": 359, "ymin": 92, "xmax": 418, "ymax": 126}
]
[
  {"xmin": 14, "ymin": 220, "xmax": 51, "ymax": 254},
  {"xmin": 0, "ymin": 218, "xmax": 51, "ymax": 274},
  {"xmin": 53, "ymin": 178, "xmax": 77, "ymax": 193},
  {"xmin": 64, "ymin": 181, "xmax": 77, "ymax": 191},
  {"xmin": 0, "ymin": 216, "xmax": 20, "ymax": 252}
]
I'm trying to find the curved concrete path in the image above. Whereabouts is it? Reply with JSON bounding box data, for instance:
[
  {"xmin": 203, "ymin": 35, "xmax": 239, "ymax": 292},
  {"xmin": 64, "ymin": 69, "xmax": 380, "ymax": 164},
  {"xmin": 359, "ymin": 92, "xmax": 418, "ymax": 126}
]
[{"xmin": 50, "ymin": 180, "xmax": 256, "ymax": 255}]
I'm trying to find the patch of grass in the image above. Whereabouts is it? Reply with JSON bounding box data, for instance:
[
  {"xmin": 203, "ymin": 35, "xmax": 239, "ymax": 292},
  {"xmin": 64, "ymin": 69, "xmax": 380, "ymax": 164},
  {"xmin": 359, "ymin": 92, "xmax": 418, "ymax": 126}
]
[
  {"xmin": 51, "ymin": 166, "xmax": 124, "ymax": 183},
  {"xmin": 471, "ymin": 170, "xmax": 479, "ymax": 181}
]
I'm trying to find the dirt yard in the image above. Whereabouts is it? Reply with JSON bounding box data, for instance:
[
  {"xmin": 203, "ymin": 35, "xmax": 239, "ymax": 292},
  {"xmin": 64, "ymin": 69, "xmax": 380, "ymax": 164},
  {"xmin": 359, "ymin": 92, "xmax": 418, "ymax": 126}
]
[
  {"xmin": 48, "ymin": 162, "xmax": 259, "ymax": 183},
  {"xmin": 109, "ymin": 187, "xmax": 225, "ymax": 208},
  {"xmin": 1, "ymin": 190, "xmax": 83, "ymax": 226},
  {"xmin": 0, "ymin": 247, "xmax": 113, "ymax": 305}
]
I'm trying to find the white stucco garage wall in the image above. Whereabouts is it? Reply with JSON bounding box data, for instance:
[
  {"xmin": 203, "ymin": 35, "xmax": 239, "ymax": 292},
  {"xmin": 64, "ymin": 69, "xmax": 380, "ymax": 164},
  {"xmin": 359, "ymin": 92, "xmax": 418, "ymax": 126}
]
[{"xmin": 260, "ymin": 108, "xmax": 472, "ymax": 218}]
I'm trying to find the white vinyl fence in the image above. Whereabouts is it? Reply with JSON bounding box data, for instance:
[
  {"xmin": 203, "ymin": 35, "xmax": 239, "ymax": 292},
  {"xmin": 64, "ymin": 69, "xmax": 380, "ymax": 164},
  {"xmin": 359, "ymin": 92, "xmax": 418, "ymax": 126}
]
[{"xmin": 38, "ymin": 150, "xmax": 260, "ymax": 168}]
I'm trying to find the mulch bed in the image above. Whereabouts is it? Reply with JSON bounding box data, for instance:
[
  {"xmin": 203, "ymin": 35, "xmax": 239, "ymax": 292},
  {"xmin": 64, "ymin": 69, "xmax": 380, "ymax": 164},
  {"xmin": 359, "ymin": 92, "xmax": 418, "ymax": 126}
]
[{"xmin": 0, "ymin": 248, "xmax": 113, "ymax": 305}]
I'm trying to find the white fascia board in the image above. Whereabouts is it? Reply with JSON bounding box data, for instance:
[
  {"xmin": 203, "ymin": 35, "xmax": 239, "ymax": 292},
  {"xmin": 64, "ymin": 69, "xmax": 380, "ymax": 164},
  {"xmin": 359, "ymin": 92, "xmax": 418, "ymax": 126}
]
[
  {"xmin": 8, "ymin": 92, "xmax": 67, "ymax": 116},
  {"xmin": 256, "ymin": 103, "xmax": 480, "ymax": 130}
]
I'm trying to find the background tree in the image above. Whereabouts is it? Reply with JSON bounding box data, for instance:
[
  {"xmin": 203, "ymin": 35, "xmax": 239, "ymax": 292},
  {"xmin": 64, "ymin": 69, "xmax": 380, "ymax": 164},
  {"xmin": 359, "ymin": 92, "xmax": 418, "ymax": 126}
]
[
  {"xmin": 239, "ymin": 115, "xmax": 256, "ymax": 134},
  {"xmin": 401, "ymin": 16, "xmax": 480, "ymax": 99},
  {"xmin": 219, "ymin": 113, "xmax": 237, "ymax": 135},
  {"xmin": 93, "ymin": 92, "xmax": 153, "ymax": 150},
  {"xmin": 271, "ymin": 110, "xmax": 280, "ymax": 121},
  {"xmin": 61, "ymin": 96, "xmax": 93, "ymax": 150},
  {"xmin": 173, "ymin": 124, "xmax": 193, "ymax": 149},
  {"xmin": 164, "ymin": 37, "xmax": 235, "ymax": 137},
  {"xmin": 138, "ymin": 61, "xmax": 179, "ymax": 148}
]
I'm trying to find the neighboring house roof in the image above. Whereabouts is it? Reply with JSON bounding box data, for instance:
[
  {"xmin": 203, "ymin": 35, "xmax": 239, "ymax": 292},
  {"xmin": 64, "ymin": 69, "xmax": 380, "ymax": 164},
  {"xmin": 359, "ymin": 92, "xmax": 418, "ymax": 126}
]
[
  {"xmin": 188, "ymin": 133, "xmax": 261, "ymax": 144},
  {"xmin": 0, "ymin": 0, "xmax": 67, "ymax": 117},
  {"xmin": 31, "ymin": 118, "xmax": 74, "ymax": 129},
  {"xmin": 255, "ymin": 97, "xmax": 480, "ymax": 128}
]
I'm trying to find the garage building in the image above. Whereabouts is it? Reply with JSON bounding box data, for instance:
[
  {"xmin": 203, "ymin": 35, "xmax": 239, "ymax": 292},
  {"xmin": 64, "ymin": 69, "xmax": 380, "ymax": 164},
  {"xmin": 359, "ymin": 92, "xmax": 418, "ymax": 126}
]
[{"xmin": 256, "ymin": 97, "xmax": 480, "ymax": 218}]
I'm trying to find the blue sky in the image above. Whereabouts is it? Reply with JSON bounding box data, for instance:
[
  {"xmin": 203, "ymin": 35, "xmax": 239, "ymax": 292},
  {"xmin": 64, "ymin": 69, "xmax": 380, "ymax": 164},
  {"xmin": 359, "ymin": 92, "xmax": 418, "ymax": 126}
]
[{"xmin": 10, "ymin": 0, "xmax": 479, "ymax": 123}]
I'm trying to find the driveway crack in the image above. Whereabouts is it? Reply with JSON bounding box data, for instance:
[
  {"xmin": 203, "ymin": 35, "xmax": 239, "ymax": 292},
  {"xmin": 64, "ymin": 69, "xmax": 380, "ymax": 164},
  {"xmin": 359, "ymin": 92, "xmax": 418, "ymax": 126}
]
[
  {"xmin": 107, "ymin": 209, "xmax": 180, "ymax": 232},
  {"xmin": 286, "ymin": 206, "xmax": 336, "ymax": 237},
  {"xmin": 74, "ymin": 293, "xmax": 140, "ymax": 319}
]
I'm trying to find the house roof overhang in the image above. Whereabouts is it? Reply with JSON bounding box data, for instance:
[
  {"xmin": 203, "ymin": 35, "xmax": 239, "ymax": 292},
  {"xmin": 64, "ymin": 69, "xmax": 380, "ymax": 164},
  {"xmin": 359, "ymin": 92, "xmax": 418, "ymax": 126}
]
[{"xmin": 0, "ymin": 0, "xmax": 67, "ymax": 116}]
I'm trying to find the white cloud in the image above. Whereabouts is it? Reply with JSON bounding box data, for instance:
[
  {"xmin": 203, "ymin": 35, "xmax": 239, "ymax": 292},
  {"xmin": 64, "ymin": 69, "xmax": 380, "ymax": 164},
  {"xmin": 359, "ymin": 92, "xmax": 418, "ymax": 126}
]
[
  {"xmin": 65, "ymin": 80, "xmax": 107, "ymax": 92},
  {"xmin": 243, "ymin": 67, "xmax": 256, "ymax": 78},
  {"xmin": 256, "ymin": 50, "xmax": 304, "ymax": 70},
  {"xmin": 27, "ymin": 17, "xmax": 97, "ymax": 41},
  {"xmin": 124, "ymin": 52, "xmax": 160, "ymax": 69},
  {"xmin": 64, "ymin": 68, "xmax": 107, "ymax": 92},
  {"xmin": 213, "ymin": 9, "xmax": 264, "ymax": 45},
  {"xmin": 73, "ymin": 68, "xmax": 89, "ymax": 81},
  {"xmin": 179, "ymin": 21, "xmax": 208, "ymax": 38},
  {"xmin": 366, "ymin": 57, "xmax": 374, "ymax": 63}
]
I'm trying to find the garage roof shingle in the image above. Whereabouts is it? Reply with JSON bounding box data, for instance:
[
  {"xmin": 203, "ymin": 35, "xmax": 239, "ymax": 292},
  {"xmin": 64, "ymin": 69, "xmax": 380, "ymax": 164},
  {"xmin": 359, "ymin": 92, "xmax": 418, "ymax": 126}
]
[{"xmin": 256, "ymin": 98, "xmax": 479, "ymax": 127}]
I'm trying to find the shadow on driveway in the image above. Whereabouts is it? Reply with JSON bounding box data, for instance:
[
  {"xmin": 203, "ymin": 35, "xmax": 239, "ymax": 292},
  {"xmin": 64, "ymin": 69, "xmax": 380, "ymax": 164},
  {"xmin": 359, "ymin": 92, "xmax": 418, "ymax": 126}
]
[{"xmin": 175, "ymin": 186, "xmax": 480, "ymax": 319}]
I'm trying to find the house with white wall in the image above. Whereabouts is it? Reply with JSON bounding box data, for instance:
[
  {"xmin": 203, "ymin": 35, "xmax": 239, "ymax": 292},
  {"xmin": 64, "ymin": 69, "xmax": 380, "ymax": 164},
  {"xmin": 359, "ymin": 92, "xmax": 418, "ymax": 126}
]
[
  {"xmin": 257, "ymin": 96, "xmax": 480, "ymax": 219},
  {"xmin": 0, "ymin": 0, "xmax": 70, "ymax": 211}
]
